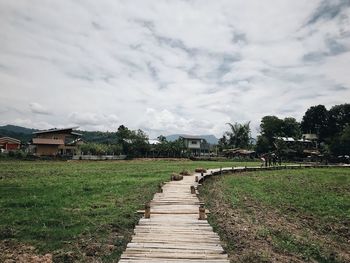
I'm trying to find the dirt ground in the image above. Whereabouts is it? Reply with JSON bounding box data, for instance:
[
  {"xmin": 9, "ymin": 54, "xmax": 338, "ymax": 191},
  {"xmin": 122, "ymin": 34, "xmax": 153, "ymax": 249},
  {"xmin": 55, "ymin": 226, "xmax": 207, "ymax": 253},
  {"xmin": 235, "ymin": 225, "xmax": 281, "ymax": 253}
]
[
  {"xmin": 0, "ymin": 240, "xmax": 52, "ymax": 263},
  {"xmin": 0, "ymin": 224, "xmax": 132, "ymax": 263},
  {"xmin": 200, "ymin": 176, "xmax": 350, "ymax": 263}
]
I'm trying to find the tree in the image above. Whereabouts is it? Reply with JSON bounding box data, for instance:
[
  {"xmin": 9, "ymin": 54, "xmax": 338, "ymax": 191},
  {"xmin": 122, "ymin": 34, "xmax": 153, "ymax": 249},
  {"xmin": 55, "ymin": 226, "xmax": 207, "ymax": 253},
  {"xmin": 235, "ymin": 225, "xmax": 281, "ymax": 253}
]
[
  {"xmin": 301, "ymin": 105, "xmax": 329, "ymax": 140},
  {"xmin": 255, "ymin": 135, "xmax": 270, "ymax": 153},
  {"xmin": 282, "ymin": 117, "xmax": 301, "ymax": 138},
  {"xmin": 225, "ymin": 122, "xmax": 251, "ymax": 148},
  {"xmin": 257, "ymin": 116, "xmax": 301, "ymax": 154},
  {"xmin": 329, "ymin": 125, "xmax": 350, "ymax": 156},
  {"xmin": 157, "ymin": 135, "xmax": 167, "ymax": 142},
  {"xmin": 260, "ymin": 116, "xmax": 284, "ymax": 139},
  {"xmin": 328, "ymin": 103, "xmax": 350, "ymax": 137},
  {"xmin": 218, "ymin": 135, "xmax": 228, "ymax": 151},
  {"xmin": 116, "ymin": 125, "xmax": 133, "ymax": 155},
  {"xmin": 130, "ymin": 129, "xmax": 150, "ymax": 157}
]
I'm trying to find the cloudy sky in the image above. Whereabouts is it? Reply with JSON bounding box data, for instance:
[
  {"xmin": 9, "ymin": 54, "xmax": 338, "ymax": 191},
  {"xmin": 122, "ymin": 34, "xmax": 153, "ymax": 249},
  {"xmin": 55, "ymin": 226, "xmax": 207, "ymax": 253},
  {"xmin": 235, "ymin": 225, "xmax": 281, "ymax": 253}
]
[{"xmin": 0, "ymin": 0, "xmax": 349, "ymax": 138}]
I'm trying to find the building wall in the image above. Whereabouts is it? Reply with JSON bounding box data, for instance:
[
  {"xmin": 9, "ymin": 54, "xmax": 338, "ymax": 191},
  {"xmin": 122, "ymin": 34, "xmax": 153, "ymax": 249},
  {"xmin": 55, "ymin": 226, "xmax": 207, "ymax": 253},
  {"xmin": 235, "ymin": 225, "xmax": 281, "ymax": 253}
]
[
  {"xmin": 184, "ymin": 139, "xmax": 201, "ymax": 149},
  {"xmin": 4, "ymin": 143, "xmax": 20, "ymax": 151},
  {"xmin": 34, "ymin": 131, "xmax": 79, "ymax": 156},
  {"xmin": 36, "ymin": 145, "xmax": 59, "ymax": 156},
  {"xmin": 36, "ymin": 132, "xmax": 70, "ymax": 141}
]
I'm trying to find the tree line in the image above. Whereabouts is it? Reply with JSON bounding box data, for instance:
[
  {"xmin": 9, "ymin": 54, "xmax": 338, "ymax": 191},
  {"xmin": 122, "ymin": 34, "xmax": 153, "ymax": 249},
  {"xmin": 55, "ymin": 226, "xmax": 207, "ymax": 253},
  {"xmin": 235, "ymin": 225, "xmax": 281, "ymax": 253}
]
[
  {"xmin": 79, "ymin": 125, "xmax": 188, "ymax": 158},
  {"xmin": 218, "ymin": 103, "xmax": 350, "ymax": 158}
]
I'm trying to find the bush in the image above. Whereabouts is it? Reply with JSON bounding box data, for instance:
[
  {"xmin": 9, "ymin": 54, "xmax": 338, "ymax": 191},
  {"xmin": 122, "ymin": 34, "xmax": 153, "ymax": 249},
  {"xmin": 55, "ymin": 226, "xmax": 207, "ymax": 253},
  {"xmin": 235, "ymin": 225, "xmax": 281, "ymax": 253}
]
[
  {"xmin": 195, "ymin": 168, "xmax": 207, "ymax": 173},
  {"xmin": 171, "ymin": 173, "xmax": 183, "ymax": 181},
  {"xmin": 180, "ymin": 169, "xmax": 191, "ymax": 176}
]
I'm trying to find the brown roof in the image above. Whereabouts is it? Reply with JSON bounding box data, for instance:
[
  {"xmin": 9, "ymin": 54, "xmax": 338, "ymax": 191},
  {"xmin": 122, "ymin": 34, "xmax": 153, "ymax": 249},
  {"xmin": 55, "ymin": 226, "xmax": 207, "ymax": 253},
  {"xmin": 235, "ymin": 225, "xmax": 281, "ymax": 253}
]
[
  {"xmin": 33, "ymin": 127, "xmax": 79, "ymax": 135},
  {"xmin": 0, "ymin": 137, "xmax": 21, "ymax": 144},
  {"xmin": 32, "ymin": 138, "xmax": 64, "ymax": 145}
]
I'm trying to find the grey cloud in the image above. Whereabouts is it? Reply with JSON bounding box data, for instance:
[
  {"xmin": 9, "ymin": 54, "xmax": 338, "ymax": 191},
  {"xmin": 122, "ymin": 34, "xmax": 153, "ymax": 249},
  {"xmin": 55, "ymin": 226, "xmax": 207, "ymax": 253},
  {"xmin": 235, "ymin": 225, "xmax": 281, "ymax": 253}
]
[
  {"xmin": 307, "ymin": 0, "xmax": 350, "ymax": 25},
  {"xmin": 331, "ymin": 85, "xmax": 348, "ymax": 91},
  {"xmin": 134, "ymin": 19, "xmax": 155, "ymax": 31},
  {"xmin": 216, "ymin": 55, "xmax": 240, "ymax": 77},
  {"xmin": 155, "ymin": 35, "xmax": 198, "ymax": 57},
  {"xmin": 232, "ymin": 32, "xmax": 247, "ymax": 44},
  {"xmin": 326, "ymin": 38, "xmax": 347, "ymax": 55},
  {"xmin": 303, "ymin": 51, "xmax": 326, "ymax": 62},
  {"xmin": 303, "ymin": 38, "xmax": 348, "ymax": 62},
  {"xmin": 91, "ymin": 21, "xmax": 103, "ymax": 30},
  {"xmin": 66, "ymin": 71, "xmax": 94, "ymax": 82},
  {"xmin": 146, "ymin": 62, "xmax": 169, "ymax": 90}
]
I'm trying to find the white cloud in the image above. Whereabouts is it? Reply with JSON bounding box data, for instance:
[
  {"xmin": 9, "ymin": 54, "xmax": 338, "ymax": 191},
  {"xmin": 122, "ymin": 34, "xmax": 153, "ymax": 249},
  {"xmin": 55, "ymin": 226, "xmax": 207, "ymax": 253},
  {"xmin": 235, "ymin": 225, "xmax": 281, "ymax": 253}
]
[
  {"xmin": 69, "ymin": 112, "xmax": 119, "ymax": 131},
  {"xmin": 0, "ymin": 0, "xmax": 349, "ymax": 138},
  {"xmin": 29, "ymin": 102, "xmax": 50, "ymax": 115}
]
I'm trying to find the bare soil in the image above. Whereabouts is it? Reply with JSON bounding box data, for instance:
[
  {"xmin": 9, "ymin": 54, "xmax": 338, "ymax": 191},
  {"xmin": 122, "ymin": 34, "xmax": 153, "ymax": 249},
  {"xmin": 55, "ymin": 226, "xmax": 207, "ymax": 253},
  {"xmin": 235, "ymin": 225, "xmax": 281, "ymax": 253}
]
[
  {"xmin": 0, "ymin": 224, "xmax": 133, "ymax": 263},
  {"xmin": 0, "ymin": 240, "xmax": 52, "ymax": 263}
]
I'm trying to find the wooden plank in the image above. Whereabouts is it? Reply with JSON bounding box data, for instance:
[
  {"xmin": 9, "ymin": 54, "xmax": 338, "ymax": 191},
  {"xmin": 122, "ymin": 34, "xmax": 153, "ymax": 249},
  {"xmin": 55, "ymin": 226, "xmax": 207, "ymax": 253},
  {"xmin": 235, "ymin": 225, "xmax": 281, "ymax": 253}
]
[{"xmin": 118, "ymin": 173, "xmax": 229, "ymax": 262}]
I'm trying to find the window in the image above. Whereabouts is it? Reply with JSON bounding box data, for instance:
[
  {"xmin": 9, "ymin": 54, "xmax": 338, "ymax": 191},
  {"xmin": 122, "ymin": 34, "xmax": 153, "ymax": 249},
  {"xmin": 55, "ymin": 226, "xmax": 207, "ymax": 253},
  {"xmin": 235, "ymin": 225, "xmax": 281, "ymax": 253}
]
[{"xmin": 191, "ymin": 140, "xmax": 198, "ymax": 144}]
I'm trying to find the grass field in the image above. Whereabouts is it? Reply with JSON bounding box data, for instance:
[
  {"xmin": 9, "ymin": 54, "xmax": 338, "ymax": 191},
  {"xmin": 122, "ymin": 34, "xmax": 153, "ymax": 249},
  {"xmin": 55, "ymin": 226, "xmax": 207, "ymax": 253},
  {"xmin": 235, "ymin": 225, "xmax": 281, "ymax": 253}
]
[
  {"xmin": 200, "ymin": 168, "xmax": 350, "ymax": 263},
  {"xmin": 0, "ymin": 159, "xmax": 257, "ymax": 262}
]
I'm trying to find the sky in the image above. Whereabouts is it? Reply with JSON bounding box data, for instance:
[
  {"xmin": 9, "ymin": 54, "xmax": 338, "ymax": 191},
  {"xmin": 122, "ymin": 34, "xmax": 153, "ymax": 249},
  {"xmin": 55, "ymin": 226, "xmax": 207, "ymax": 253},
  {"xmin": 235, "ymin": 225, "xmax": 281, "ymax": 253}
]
[{"xmin": 0, "ymin": 0, "xmax": 350, "ymax": 138}]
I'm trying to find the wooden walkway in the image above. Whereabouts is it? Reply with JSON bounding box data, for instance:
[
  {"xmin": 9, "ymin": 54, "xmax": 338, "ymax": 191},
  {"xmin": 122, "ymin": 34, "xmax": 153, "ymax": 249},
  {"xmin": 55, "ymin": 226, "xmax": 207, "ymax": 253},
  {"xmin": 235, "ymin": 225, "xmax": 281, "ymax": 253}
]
[
  {"xmin": 119, "ymin": 173, "xmax": 229, "ymax": 263},
  {"xmin": 119, "ymin": 164, "xmax": 350, "ymax": 262}
]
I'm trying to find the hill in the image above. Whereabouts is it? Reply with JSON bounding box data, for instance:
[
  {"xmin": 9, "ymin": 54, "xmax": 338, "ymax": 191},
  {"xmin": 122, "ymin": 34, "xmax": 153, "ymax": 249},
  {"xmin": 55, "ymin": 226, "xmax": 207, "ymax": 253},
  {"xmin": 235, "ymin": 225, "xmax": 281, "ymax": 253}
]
[
  {"xmin": 0, "ymin": 125, "xmax": 38, "ymax": 143},
  {"xmin": 166, "ymin": 134, "xmax": 219, "ymax": 144}
]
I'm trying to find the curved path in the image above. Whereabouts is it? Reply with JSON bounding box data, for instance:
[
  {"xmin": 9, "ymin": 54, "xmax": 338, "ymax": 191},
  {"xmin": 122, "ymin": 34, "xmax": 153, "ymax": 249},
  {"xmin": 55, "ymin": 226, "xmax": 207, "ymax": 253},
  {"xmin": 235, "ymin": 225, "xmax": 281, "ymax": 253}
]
[{"xmin": 119, "ymin": 164, "xmax": 349, "ymax": 262}]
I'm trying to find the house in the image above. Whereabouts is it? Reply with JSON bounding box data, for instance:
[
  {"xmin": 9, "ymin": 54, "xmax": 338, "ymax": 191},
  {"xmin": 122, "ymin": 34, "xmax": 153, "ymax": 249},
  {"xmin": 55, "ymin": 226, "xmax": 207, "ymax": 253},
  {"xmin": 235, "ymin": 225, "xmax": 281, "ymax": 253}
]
[
  {"xmin": 0, "ymin": 137, "xmax": 21, "ymax": 152},
  {"xmin": 274, "ymin": 136, "xmax": 314, "ymax": 149},
  {"xmin": 180, "ymin": 135, "xmax": 204, "ymax": 156},
  {"xmin": 148, "ymin": 139, "xmax": 160, "ymax": 145},
  {"xmin": 222, "ymin": 148, "xmax": 256, "ymax": 159},
  {"xmin": 31, "ymin": 127, "xmax": 82, "ymax": 156}
]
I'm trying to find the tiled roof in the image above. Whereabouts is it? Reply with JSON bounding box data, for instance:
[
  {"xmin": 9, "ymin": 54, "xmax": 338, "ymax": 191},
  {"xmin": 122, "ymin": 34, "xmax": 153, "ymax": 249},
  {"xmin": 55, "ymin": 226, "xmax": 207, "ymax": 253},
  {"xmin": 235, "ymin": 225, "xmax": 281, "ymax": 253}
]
[{"xmin": 0, "ymin": 137, "xmax": 21, "ymax": 144}]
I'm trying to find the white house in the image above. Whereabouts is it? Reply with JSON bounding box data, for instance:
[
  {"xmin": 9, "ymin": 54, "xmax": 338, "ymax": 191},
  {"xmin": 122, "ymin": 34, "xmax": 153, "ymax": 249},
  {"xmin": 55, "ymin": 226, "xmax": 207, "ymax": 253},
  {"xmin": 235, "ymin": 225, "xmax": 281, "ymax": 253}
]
[{"xmin": 180, "ymin": 135, "xmax": 204, "ymax": 156}]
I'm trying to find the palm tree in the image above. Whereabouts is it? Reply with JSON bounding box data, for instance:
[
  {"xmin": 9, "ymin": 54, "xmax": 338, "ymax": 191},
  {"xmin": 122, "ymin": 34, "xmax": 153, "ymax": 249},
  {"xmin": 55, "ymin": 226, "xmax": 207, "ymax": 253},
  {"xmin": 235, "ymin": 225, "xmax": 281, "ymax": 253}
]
[{"xmin": 225, "ymin": 122, "xmax": 251, "ymax": 148}]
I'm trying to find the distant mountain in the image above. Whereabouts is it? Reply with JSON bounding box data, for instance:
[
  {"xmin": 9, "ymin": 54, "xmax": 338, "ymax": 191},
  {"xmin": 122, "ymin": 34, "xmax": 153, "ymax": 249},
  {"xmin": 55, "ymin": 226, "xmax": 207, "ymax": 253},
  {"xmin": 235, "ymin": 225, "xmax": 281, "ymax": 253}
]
[
  {"xmin": 0, "ymin": 125, "xmax": 37, "ymax": 134},
  {"xmin": 0, "ymin": 125, "xmax": 38, "ymax": 143},
  {"xmin": 166, "ymin": 134, "xmax": 219, "ymax": 145}
]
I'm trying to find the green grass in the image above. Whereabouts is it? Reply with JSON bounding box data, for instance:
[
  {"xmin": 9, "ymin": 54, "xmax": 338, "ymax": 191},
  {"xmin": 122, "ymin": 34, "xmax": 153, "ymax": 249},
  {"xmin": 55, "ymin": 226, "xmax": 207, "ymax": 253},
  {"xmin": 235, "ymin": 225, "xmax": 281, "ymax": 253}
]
[
  {"xmin": 200, "ymin": 168, "xmax": 350, "ymax": 262},
  {"xmin": 225, "ymin": 169, "xmax": 350, "ymax": 226},
  {"xmin": 0, "ymin": 159, "xmax": 258, "ymax": 261}
]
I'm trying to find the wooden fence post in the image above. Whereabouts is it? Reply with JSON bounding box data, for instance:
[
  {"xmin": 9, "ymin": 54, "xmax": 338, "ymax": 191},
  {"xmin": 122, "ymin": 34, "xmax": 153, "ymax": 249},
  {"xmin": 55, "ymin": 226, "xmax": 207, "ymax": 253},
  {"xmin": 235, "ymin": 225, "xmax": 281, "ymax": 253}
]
[
  {"xmin": 145, "ymin": 202, "xmax": 151, "ymax": 219},
  {"xmin": 190, "ymin": 185, "xmax": 196, "ymax": 194},
  {"xmin": 199, "ymin": 204, "xmax": 206, "ymax": 220}
]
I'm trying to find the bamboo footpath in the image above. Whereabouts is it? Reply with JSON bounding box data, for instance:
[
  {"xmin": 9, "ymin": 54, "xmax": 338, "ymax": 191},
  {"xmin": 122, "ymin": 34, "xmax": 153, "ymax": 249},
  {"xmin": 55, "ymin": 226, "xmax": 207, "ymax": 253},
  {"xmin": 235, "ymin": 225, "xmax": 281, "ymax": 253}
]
[
  {"xmin": 119, "ymin": 170, "xmax": 229, "ymax": 263},
  {"xmin": 119, "ymin": 164, "xmax": 350, "ymax": 262}
]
